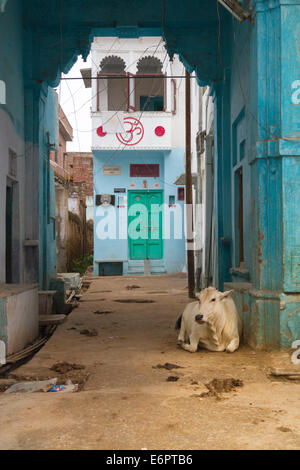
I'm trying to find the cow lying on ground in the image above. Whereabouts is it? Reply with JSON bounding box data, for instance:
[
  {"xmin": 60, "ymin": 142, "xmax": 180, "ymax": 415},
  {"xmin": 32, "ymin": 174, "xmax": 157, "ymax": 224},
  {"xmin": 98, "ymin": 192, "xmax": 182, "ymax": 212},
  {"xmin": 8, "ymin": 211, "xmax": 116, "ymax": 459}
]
[{"xmin": 175, "ymin": 287, "xmax": 242, "ymax": 353}]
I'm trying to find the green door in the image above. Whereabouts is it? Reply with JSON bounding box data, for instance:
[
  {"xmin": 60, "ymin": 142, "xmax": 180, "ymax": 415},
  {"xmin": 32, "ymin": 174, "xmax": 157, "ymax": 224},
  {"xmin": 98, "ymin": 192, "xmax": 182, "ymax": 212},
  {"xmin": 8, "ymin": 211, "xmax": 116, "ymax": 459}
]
[{"xmin": 128, "ymin": 190, "xmax": 163, "ymax": 260}]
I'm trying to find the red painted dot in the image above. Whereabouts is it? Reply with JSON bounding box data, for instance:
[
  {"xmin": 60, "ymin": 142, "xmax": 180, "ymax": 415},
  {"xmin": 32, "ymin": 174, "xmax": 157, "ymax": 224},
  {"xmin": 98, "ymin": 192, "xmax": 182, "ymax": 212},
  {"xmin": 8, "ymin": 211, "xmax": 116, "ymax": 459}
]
[
  {"xmin": 97, "ymin": 126, "xmax": 107, "ymax": 137},
  {"xmin": 155, "ymin": 126, "xmax": 165, "ymax": 137}
]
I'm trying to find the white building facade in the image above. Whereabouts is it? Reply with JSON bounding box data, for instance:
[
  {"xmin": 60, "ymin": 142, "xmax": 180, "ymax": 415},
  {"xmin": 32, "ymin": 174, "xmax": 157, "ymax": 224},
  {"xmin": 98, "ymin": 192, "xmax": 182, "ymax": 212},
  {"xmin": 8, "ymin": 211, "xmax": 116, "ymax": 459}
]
[{"xmin": 85, "ymin": 37, "xmax": 188, "ymax": 275}]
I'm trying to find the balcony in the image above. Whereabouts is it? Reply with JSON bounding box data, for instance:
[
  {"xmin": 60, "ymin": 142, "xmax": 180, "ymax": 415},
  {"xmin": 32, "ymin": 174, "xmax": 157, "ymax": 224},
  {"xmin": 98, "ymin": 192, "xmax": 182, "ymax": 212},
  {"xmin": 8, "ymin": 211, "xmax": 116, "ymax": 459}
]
[{"xmin": 91, "ymin": 111, "xmax": 172, "ymax": 150}]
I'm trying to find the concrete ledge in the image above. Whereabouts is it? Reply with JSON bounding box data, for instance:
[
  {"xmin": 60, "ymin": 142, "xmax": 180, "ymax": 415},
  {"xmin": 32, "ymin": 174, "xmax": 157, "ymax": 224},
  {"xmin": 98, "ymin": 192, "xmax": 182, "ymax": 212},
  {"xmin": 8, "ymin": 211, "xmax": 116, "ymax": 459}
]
[
  {"xmin": 0, "ymin": 285, "xmax": 39, "ymax": 356},
  {"xmin": 0, "ymin": 283, "xmax": 38, "ymax": 298}
]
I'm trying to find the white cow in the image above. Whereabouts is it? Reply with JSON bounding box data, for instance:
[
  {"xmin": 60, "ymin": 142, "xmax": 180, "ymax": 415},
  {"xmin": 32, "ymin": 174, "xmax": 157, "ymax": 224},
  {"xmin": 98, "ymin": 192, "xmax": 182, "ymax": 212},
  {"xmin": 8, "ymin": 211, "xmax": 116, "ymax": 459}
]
[{"xmin": 176, "ymin": 287, "xmax": 242, "ymax": 353}]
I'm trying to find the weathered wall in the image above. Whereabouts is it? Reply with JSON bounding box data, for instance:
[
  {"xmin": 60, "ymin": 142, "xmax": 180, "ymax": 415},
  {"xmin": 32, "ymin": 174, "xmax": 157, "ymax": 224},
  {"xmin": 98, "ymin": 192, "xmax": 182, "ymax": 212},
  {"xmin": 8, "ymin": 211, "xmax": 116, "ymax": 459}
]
[
  {"xmin": 67, "ymin": 200, "xmax": 92, "ymax": 271},
  {"xmin": 0, "ymin": 285, "xmax": 39, "ymax": 356},
  {"xmin": 6, "ymin": 287, "xmax": 39, "ymax": 355},
  {"xmin": 37, "ymin": 87, "xmax": 58, "ymax": 288},
  {"xmin": 55, "ymin": 183, "xmax": 69, "ymax": 273},
  {"xmin": 66, "ymin": 152, "xmax": 94, "ymax": 197},
  {"xmin": 67, "ymin": 212, "xmax": 84, "ymax": 271},
  {"xmin": 0, "ymin": 0, "xmax": 25, "ymax": 284},
  {"xmin": 86, "ymin": 220, "xmax": 94, "ymax": 256}
]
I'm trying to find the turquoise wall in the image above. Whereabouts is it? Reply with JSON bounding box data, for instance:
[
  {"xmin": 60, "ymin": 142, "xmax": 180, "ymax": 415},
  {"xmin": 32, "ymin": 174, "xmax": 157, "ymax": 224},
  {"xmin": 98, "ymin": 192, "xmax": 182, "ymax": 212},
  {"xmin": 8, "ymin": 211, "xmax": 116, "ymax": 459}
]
[
  {"xmin": 38, "ymin": 87, "xmax": 58, "ymax": 288},
  {"xmin": 0, "ymin": 0, "xmax": 24, "ymax": 136}
]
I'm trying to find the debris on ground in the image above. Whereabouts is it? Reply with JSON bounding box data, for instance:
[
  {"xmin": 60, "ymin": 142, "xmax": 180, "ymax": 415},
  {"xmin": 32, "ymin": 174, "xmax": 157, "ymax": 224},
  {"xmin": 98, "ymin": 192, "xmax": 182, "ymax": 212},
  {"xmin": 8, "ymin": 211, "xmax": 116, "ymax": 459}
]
[
  {"xmin": 66, "ymin": 290, "xmax": 76, "ymax": 304},
  {"xmin": 200, "ymin": 378, "xmax": 244, "ymax": 400},
  {"xmin": 126, "ymin": 285, "xmax": 141, "ymax": 290},
  {"xmin": 48, "ymin": 380, "xmax": 78, "ymax": 393},
  {"xmin": 80, "ymin": 329, "xmax": 98, "ymax": 337},
  {"xmin": 50, "ymin": 362, "xmax": 85, "ymax": 374},
  {"xmin": 0, "ymin": 379, "xmax": 18, "ymax": 393},
  {"xmin": 167, "ymin": 376, "xmax": 179, "ymax": 382},
  {"xmin": 270, "ymin": 368, "xmax": 300, "ymax": 380},
  {"xmin": 4, "ymin": 378, "xmax": 58, "ymax": 394},
  {"xmin": 277, "ymin": 426, "xmax": 292, "ymax": 433},
  {"xmin": 153, "ymin": 363, "xmax": 183, "ymax": 371},
  {"xmin": 93, "ymin": 310, "xmax": 115, "ymax": 315}
]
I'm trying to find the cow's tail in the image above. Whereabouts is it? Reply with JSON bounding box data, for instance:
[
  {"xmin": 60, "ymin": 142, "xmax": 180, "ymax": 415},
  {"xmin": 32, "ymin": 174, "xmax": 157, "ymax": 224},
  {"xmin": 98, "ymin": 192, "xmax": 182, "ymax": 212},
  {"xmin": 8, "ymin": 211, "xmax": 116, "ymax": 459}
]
[{"xmin": 175, "ymin": 314, "xmax": 182, "ymax": 330}]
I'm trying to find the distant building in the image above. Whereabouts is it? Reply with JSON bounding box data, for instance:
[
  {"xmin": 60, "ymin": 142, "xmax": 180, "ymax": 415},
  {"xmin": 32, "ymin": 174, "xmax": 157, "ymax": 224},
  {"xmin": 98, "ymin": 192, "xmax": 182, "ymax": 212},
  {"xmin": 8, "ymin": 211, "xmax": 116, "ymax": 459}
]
[
  {"xmin": 83, "ymin": 37, "xmax": 187, "ymax": 276},
  {"xmin": 50, "ymin": 104, "xmax": 72, "ymax": 273},
  {"xmin": 65, "ymin": 152, "xmax": 94, "ymax": 221},
  {"xmin": 50, "ymin": 108, "xmax": 94, "ymax": 273}
]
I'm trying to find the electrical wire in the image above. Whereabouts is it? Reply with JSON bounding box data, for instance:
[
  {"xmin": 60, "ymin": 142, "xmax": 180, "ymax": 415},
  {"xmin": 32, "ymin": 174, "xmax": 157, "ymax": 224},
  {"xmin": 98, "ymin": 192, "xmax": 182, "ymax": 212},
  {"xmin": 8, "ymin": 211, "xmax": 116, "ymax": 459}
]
[{"xmin": 59, "ymin": 40, "xmax": 165, "ymax": 121}]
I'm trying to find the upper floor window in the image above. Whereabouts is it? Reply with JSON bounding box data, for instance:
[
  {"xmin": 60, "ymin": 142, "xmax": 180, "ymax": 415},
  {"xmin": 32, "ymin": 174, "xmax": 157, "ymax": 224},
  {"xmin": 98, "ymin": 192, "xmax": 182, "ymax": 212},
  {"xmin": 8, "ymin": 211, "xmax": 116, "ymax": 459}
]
[
  {"xmin": 98, "ymin": 55, "xmax": 127, "ymax": 111},
  {"xmin": 135, "ymin": 57, "xmax": 165, "ymax": 112},
  {"xmin": 96, "ymin": 56, "xmax": 166, "ymax": 112}
]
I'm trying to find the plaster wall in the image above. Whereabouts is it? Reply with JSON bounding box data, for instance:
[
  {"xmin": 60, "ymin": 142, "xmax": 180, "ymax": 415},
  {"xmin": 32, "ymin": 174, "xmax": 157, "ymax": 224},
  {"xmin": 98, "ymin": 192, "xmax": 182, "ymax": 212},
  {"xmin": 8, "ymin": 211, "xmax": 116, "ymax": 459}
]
[
  {"xmin": 91, "ymin": 37, "xmax": 186, "ymax": 150},
  {"xmin": 6, "ymin": 287, "xmax": 39, "ymax": 355},
  {"xmin": 0, "ymin": 285, "xmax": 39, "ymax": 356},
  {"xmin": 93, "ymin": 149, "xmax": 185, "ymax": 273},
  {"xmin": 0, "ymin": 0, "xmax": 25, "ymax": 284}
]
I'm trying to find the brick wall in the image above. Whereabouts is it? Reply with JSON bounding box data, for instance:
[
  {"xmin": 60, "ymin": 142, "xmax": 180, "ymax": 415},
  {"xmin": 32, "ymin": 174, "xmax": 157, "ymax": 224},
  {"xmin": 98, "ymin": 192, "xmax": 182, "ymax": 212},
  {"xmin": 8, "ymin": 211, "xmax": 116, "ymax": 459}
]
[{"xmin": 65, "ymin": 152, "xmax": 94, "ymax": 197}]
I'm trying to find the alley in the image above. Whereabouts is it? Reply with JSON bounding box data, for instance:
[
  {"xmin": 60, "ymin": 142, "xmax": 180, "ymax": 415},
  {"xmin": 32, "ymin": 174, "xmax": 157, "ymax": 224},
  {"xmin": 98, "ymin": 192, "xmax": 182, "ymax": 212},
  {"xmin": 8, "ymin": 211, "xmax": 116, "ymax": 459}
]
[{"xmin": 0, "ymin": 274, "xmax": 299, "ymax": 450}]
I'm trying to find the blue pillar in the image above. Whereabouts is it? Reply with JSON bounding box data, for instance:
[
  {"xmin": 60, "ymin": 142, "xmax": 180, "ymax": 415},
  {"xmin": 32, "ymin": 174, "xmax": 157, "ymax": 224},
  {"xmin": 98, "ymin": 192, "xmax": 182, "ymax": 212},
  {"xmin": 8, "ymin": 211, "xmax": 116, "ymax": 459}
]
[{"xmin": 248, "ymin": 0, "xmax": 300, "ymax": 348}]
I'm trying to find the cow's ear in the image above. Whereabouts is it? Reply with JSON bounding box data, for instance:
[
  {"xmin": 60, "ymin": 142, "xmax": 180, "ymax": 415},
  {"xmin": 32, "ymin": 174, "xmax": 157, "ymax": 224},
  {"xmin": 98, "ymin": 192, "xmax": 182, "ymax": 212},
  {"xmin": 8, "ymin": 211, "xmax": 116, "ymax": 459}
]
[{"xmin": 219, "ymin": 290, "xmax": 233, "ymax": 300}]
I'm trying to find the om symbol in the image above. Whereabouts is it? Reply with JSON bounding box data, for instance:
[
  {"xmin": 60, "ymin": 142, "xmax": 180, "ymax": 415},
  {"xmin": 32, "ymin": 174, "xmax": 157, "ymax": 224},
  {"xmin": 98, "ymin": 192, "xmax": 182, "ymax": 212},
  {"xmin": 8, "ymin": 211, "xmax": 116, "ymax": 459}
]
[{"xmin": 116, "ymin": 117, "xmax": 144, "ymax": 146}]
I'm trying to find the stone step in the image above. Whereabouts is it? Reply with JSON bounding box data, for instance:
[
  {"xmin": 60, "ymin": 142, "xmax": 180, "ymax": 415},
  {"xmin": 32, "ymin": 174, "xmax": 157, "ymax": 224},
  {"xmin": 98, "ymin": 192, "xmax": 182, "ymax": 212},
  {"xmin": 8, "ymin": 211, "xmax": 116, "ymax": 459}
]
[
  {"xmin": 39, "ymin": 315, "xmax": 67, "ymax": 326},
  {"xmin": 128, "ymin": 260, "xmax": 167, "ymax": 275}
]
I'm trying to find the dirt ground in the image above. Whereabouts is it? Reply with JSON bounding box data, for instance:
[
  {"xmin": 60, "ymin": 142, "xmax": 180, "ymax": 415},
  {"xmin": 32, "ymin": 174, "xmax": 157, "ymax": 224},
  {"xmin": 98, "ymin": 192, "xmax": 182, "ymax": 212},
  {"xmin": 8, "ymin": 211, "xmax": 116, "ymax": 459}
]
[{"xmin": 0, "ymin": 273, "xmax": 300, "ymax": 450}]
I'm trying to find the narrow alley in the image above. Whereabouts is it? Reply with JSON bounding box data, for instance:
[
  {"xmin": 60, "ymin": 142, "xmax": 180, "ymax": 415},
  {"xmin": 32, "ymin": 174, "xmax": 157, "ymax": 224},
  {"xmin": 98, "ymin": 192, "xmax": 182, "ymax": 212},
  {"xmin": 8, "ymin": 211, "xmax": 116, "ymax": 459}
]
[
  {"xmin": 0, "ymin": 274, "xmax": 299, "ymax": 450},
  {"xmin": 1, "ymin": 0, "xmax": 300, "ymax": 453}
]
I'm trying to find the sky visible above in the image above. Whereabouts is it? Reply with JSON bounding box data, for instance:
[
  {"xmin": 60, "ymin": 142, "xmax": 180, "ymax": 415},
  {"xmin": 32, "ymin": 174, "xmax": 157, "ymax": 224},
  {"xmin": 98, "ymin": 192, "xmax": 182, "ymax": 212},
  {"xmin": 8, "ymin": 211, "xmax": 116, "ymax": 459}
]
[{"xmin": 57, "ymin": 55, "xmax": 92, "ymax": 152}]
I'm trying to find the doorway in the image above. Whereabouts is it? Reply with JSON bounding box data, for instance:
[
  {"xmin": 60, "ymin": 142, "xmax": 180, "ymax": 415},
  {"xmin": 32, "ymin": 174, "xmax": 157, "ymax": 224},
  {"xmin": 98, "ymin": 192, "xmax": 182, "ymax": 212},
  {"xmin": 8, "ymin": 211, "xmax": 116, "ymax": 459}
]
[
  {"xmin": 128, "ymin": 190, "xmax": 163, "ymax": 260},
  {"xmin": 6, "ymin": 178, "xmax": 19, "ymax": 284}
]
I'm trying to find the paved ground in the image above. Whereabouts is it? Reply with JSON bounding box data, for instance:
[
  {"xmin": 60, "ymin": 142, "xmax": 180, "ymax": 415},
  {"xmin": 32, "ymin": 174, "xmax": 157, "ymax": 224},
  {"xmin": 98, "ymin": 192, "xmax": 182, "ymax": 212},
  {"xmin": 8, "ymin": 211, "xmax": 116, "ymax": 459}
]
[{"xmin": 0, "ymin": 273, "xmax": 300, "ymax": 450}]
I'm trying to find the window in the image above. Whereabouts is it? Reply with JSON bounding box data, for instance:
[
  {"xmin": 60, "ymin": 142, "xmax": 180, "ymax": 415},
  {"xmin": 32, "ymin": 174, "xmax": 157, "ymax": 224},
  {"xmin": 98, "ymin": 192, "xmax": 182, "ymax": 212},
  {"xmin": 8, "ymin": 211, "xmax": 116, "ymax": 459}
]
[
  {"xmin": 130, "ymin": 164, "xmax": 159, "ymax": 177},
  {"xmin": 97, "ymin": 56, "xmax": 166, "ymax": 113},
  {"xmin": 135, "ymin": 57, "xmax": 165, "ymax": 112},
  {"xmin": 97, "ymin": 56, "xmax": 127, "ymax": 111},
  {"xmin": 169, "ymin": 195, "xmax": 175, "ymax": 206},
  {"xmin": 178, "ymin": 187, "xmax": 185, "ymax": 201},
  {"xmin": 235, "ymin": 167, "xmax": 244, "ymax": 266}
]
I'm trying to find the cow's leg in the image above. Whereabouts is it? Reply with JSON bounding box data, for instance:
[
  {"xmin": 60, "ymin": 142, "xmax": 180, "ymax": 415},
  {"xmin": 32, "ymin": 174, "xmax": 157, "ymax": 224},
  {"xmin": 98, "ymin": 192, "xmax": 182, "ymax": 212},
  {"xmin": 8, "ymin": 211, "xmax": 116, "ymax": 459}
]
[
  {"xmin": 180, "ymin": 334, "xmax": 198, "ymax": 353},
  {"xmin": 226, "ymin": 337, "xmax": 240, "ymax": 353},
  {"xmin": 177, "ymin": 316, "xmax": 186, "ymax": 344}
]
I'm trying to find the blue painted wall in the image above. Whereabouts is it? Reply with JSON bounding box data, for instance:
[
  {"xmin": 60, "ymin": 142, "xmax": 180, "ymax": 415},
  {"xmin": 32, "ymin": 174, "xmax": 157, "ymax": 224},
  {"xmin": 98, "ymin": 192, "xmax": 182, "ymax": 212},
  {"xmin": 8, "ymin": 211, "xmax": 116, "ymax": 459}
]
[
  {"xmin": 0, "ymin": 0, "xmax": 24, "ymax": 136},
  {"xmin": 38, "ymin": 87, "xmax": 58, "ymax": 288},
  {"xmin": 93, "ymin": 149, "xmax": 186, "ymax": 274}
]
